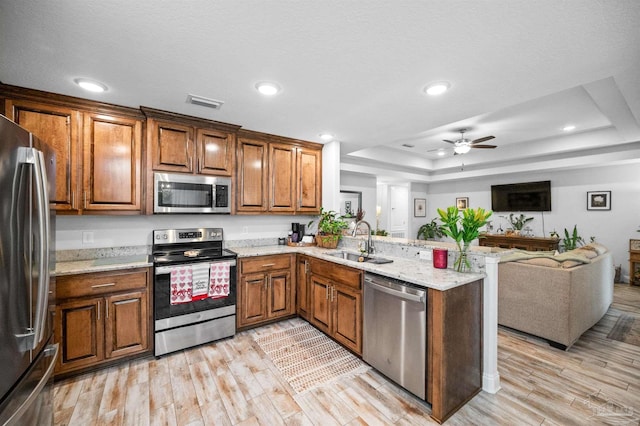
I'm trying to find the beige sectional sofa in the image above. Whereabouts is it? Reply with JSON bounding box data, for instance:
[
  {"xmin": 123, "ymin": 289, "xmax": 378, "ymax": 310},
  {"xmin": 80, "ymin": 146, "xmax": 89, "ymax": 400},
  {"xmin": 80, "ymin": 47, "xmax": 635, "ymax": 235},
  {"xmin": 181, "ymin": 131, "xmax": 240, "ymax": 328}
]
[{"xmin": 498, "ymin": 243, "xmax": 614, "ymax": 350}]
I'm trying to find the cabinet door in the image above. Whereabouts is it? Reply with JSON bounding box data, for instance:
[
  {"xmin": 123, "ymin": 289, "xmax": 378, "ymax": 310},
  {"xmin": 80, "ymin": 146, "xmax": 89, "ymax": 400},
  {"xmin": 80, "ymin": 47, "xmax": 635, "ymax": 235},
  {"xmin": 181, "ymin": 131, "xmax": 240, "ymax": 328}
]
[
  {"xmin": 269, "ymin": 143, "xmax": 296, "ymax": 213},
  {"xmin": 238, "ymin": 273, "xmax": 268, "ymax": 326},
  {"xmin": 332, "ymin": 285, "xmax": 362, "ymax": 354},
  {"xmin": 197, "ymin": 128, "xmax": 235, "ymax": 176},
  {"xmin": 54, "ymin": 297, "xmax": 104, "ymax": 373},
  {"xmin": 296, "ymin": 146, "xmax": 322, "ymax": 214},
  {"xmin": 267, "ymin": 270, "xmax": 294, "ymax": 319},
  {"xmin": 236, "ymin": 138, "xmax": 268, "ymax": 212},
  {"xmin": 309, "ymin": 275, "xmax": 332, "ymax": 334},
  {"xmin": 82, "ymin": 112, "xmax": 143, "ymax": 212},
  {"xmin": 6, "ymin": 100, "xmax": 81, "ymax": 212},
  {"xmin": 297, "ymin": 256, "xmax": 310, "ymax": 320},
  {"xmin": 150, "ymin": 120, "xmax": 194, "ymax": 173},
  {"xmin": 105, "ymin": 291, "xmax": 149, "ymax": 359}
]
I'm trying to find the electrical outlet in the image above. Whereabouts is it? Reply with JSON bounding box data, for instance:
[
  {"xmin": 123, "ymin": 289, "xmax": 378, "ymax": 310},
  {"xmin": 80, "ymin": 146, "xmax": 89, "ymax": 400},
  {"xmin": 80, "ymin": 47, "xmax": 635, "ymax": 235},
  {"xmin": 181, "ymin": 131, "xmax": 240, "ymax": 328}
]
[
  {"xmin": 242, "ymin": 226, "xmax": 249, "ymax": 234},
  {"xmin": 419, "ymin": 250, "xmax": 432, "ymax": 261},
  {"xmin": 82, "ymin": 231, "xmax": 94, "ymax": 244}
]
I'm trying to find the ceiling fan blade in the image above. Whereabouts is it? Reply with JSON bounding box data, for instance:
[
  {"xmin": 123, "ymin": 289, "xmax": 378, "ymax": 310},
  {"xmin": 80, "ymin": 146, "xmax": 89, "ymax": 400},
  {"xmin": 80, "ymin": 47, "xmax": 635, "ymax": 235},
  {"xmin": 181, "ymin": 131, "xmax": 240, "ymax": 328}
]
[
  {"xmin": 471, "ymin": 144, "xmax": 497, "ymax": 149},
  {"xmin": 470, "ymin": 136, "xmax": 495, "ymax": 144},
  {"xmin": 443, "ymin": 139, "xmax": 456, "ymax": 144}
]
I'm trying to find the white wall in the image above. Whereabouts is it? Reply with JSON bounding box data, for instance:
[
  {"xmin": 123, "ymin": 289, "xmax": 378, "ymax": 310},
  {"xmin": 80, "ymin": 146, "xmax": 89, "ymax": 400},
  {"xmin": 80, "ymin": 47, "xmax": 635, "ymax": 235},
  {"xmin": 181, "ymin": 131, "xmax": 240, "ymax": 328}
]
[
  {"xmin": 56, "ymin": 214, "xmax": 316, "ymax": 250},
  {"xmin": 426, "ymin": 163, "xmax": 640, "ymax": 278},
  {"xmin": 410, "ymin": 182, "xmax": 429, "ymax": 239}
]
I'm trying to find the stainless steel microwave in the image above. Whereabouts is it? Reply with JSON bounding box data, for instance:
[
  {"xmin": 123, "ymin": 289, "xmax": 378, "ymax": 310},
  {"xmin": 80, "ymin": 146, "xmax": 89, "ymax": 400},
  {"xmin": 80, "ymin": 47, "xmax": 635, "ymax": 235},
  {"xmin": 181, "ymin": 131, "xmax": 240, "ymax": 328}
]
[{"xmin": 154, "ymin": 172, "xmax": 231, "ymax": 214}]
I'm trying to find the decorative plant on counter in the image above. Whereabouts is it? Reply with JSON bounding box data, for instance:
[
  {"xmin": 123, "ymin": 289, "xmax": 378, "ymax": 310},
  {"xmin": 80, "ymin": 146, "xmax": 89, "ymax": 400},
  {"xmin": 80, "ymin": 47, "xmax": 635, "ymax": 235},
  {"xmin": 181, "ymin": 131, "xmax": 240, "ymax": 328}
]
[
  {"xmin": 437, "ymin": 206, "xmax": 493, "ymax": 272},
  {"xmin": 314, "ymin": 208, "xmax": 348, "ymax": 248},
  {"xmin": 508, "ymin": 213, "xmax": 534, "ymax": 233},
  {"xmin": 417, "ymin": 218, "xmax": 444, "ymax": 240}
]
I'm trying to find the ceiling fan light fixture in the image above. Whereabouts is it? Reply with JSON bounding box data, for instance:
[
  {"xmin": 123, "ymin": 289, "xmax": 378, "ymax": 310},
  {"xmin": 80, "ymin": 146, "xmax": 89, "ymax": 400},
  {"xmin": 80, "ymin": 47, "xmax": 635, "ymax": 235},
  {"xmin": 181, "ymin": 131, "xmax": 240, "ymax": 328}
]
[
  {"xmin": 454, "ymin": 144, "xmax": 471, "ymax": 154},
  {"xmin": 74, "ymin": 78, "xmax": 107, "ymax": 93},
  {"xmin": 424, "ymin": 81, "xmax": 450, "ymax": 96},
  {"xmin": 255, "ymin": 81, "xmax": 281, "ymax": 96}
]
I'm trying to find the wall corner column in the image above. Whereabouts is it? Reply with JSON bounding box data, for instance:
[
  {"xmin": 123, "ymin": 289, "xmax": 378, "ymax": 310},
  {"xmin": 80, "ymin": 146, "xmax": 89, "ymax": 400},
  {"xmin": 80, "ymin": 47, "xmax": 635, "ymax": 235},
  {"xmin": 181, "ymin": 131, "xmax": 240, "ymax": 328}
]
[
  {"xmin": 483, "ymin": 256, "xmax": 501, "ymax": 393},
  {"xmin": 322, "ymin": 140, "xmax": 341, "ymax": 212}
]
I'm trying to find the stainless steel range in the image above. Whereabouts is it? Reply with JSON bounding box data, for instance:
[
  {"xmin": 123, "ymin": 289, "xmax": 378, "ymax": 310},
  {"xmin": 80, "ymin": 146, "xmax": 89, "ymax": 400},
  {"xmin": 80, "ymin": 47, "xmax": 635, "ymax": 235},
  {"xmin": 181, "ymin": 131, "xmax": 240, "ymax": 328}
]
[{"xmin": 152, "ymin": 228, "xmax": 237, "ymax": 356}]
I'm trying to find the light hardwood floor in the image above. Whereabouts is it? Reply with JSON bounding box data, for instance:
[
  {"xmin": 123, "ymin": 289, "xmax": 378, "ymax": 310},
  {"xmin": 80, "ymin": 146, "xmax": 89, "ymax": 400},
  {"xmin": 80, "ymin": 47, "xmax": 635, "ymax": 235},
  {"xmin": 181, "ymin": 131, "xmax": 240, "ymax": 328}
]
[{"xmin": 54, "ymin": 284, "xmax": 640, "ymax": 425}]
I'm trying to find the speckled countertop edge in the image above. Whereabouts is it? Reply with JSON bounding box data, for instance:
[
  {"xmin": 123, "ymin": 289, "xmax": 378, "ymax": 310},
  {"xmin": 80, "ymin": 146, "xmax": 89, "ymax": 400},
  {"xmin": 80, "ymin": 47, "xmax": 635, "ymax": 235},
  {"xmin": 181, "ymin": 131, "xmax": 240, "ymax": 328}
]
[{"xmin": 231, "ymin": 245, "xmax": 485, "ymax": 291}]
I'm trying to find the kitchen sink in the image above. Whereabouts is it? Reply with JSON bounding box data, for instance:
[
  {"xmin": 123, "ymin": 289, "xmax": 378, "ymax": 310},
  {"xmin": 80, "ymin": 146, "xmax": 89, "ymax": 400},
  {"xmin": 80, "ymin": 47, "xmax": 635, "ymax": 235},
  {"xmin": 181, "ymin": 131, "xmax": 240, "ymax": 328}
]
[{"xmin": 325, "ymin": 250, "xmax": 393, "ymax": 264}]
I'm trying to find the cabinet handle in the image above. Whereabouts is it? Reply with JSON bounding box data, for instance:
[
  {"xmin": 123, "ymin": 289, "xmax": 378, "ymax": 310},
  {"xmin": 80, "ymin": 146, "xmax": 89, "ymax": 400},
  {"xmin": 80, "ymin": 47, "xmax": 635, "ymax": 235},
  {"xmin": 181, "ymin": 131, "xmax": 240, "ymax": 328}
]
[
  {"xmin": 331, "ymin": 286, "xmax": 336, "ymax": 302},
  {"xmin": 262, "ymin": 263, "xmax": 276, "ymax": 267},
  {"xmin": 105, "ymin": 302, "xmax": 109, "ymax": 319},
  {"xmin": 325, "ymin": 284, "xmax": 329, "ymax": 300},
  {"xmin": 304, "ymin": 260, "xmax": 309, "ymax": 273},
  {"xmin": 97, "ymin": 301, "xmax": 100, "ymax": 320},
  {"xmin": 91, "ymin": 282, "xmax": 116, "ymax": 289},
  {"xmin": 71, "ymin": 190, "xmax": 75, "ymax": 208},
  {"xmin": 83, "ymin": 191, "xmax": 87, "ymax": 208}
]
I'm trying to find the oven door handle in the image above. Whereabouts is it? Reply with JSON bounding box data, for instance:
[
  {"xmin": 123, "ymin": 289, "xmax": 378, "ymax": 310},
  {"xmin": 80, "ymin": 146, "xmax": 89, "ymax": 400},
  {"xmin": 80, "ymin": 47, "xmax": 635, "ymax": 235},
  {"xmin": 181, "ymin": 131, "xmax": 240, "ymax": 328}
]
[{"xmin": 155, "ymin": 259, "xmax": 236, "ymax": 275}]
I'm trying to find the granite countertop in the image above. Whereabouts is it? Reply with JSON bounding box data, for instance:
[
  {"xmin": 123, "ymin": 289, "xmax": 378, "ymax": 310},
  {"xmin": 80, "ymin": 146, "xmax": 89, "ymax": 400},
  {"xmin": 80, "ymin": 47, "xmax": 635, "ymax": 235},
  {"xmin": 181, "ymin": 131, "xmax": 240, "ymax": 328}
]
[
  {"xmin": 54, "ymin": 243, "xmax": 484, "ymax": 290},
  {"xmin": 54, "ymin": 254, "xmax": 152, "ymax": 276},
  {"xmin": 231, "ymin": 245, "xmax": 484, "ymax": 291}
]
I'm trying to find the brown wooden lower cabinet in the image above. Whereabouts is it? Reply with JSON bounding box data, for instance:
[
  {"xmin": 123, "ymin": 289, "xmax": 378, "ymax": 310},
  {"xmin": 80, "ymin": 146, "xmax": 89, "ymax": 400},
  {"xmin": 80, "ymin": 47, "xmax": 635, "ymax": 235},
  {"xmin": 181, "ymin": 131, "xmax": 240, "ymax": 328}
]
[
  {"xmin": 54, "ymin": 268, "xmax": 151, "ymax": 377},
  {"xmin": 427, "ymin": 279, "xmax": 483, "ymax": 424},
  {"xmin": 308, "ymin": 257, "xmax": 363, "ymax": 355},
  {"xmin": 237, "ymin": 254, "xmax": 296, "ymax": 329}
]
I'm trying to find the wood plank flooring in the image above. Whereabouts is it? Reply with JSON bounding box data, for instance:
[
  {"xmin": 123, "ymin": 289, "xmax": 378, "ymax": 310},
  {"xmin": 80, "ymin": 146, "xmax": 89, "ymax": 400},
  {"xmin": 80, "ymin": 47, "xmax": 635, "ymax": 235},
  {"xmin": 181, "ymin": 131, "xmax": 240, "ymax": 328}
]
[{"xmin": 54, "ymin": 284, "xmax": 640, "ymax": 425}]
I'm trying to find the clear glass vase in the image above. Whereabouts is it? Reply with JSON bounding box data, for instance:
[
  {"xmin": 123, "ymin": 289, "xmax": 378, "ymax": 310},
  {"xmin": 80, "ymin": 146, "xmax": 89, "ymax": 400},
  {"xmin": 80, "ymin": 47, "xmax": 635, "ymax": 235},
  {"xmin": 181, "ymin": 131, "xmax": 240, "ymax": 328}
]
[{"xmin": 454, "ymin": 242, "xmax": 471, "ymax": 272}]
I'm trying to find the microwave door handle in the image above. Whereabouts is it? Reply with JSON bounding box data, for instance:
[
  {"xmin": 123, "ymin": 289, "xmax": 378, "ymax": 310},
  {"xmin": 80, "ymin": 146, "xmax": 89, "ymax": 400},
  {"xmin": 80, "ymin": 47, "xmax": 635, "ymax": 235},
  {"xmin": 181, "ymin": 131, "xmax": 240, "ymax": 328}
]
[{"xmin": 31, "ymin": 148, "xmax": 51, "ymax": 349}]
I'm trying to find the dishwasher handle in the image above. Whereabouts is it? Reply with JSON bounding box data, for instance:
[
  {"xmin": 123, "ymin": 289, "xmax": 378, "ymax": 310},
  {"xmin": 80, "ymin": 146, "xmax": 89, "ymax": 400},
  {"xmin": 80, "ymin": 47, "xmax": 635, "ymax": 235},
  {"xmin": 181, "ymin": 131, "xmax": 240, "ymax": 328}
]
[{"xmin": 364, "ymin": 276, "xmax": 426, "ymax": 303}]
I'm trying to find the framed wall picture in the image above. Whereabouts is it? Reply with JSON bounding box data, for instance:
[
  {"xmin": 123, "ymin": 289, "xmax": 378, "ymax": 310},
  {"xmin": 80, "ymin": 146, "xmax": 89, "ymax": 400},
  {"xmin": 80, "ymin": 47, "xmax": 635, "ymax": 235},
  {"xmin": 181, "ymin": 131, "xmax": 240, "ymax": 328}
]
[
  {"xmin": 587, "ymin": 191, "xmax": 611, "ymax": 210},
  {"xmin": 414, "ymin": 198, "xmax": 426, "ymax": 217},
  {"xmin": 456, "ymin": 197, "xmax": 469, "ymax": 210}
]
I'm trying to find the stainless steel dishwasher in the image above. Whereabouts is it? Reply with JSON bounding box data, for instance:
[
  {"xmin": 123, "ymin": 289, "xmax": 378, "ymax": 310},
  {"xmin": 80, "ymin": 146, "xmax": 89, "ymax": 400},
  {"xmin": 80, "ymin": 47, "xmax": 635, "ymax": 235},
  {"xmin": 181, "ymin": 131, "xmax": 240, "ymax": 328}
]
[{"xmin": 363, "ymin": 272, "xmax": 427, "ymax": 399}]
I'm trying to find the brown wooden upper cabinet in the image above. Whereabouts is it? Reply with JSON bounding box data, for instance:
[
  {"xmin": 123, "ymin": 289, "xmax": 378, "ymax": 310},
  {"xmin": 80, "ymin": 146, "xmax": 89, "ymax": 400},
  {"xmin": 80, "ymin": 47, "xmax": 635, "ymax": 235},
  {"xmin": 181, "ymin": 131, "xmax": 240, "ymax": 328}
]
[
  {"xmin": 142, "ymin": 107, "xmax": 239, "ymax": 177},
  {"xmin": 1, "ymin": 84, "xmax": 144, "ymax": 214},
  {"xmin": 236, "ymin": 130, "xmax": 322, "ymax": 215}
]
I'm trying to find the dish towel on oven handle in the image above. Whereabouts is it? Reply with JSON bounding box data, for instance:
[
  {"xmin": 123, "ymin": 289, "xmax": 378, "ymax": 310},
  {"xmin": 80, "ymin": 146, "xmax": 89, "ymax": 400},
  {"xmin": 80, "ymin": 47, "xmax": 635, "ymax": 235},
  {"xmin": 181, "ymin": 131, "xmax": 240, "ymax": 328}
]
[
  {"xmin": 156, "ymin": 264, "xmax": 193, "ymax": 305},
  {"xmin": 191, "ymin": 262, "xmax": 211, "ymax": 301},
  {"xmin": 209, "ymin": 261, "xmax": 231, "ymax": 299}
]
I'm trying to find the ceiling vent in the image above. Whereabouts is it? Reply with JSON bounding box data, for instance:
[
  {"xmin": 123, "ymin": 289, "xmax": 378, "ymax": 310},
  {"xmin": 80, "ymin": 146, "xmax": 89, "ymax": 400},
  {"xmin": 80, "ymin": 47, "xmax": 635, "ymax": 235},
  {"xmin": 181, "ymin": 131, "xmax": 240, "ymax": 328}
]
[{"xmin": 187, "ymin": 94, "xmax": 224, "ymax": 110}]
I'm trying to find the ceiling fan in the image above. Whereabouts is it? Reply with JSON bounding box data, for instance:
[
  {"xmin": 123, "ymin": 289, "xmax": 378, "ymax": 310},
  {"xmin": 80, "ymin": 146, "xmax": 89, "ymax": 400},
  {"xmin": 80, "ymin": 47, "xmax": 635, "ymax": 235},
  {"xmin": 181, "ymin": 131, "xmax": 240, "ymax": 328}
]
[{"xmin": 442, "ymin": 129, "xmax": 497, "ymax": 155}]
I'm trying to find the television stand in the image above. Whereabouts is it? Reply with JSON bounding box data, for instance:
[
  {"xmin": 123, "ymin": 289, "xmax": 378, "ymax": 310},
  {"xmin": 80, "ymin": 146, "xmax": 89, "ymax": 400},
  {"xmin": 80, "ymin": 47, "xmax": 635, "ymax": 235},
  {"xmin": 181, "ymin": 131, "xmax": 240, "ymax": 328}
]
[{"xmin": 479, "ymin": 234, "xmax": 559, "ymax": 251}]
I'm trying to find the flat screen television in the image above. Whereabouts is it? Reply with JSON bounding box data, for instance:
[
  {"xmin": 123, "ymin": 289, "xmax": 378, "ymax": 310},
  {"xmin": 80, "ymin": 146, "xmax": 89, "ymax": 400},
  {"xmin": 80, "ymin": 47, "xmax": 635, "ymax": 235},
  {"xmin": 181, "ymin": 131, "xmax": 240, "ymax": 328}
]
[{"xmin": 491, "ymin": 180, "xmax": 551, "ymax": 212}]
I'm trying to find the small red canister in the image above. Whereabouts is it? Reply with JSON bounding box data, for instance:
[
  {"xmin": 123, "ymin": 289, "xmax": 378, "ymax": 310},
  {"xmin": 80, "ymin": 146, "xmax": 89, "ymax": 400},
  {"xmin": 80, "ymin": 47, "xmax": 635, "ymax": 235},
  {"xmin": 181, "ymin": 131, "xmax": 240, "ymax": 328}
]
[{"xmin": 433, "ymin": 249, "xmax": 448, "ymax": 269}]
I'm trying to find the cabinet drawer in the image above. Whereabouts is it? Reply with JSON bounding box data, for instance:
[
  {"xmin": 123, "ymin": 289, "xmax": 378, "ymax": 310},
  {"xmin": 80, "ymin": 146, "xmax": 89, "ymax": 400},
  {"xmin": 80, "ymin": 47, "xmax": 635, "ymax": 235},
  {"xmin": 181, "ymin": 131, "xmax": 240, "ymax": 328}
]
[
  {"xmin": 240, "ymin": 254, "xmax": 292, "ymax": 274},
  {"xmin": 56, "ymin": 269, "xmax": 149, "ymax": 299},
  {"xmin": 309, "ymin": 258, "xmax": 362, "ymax": 290}
]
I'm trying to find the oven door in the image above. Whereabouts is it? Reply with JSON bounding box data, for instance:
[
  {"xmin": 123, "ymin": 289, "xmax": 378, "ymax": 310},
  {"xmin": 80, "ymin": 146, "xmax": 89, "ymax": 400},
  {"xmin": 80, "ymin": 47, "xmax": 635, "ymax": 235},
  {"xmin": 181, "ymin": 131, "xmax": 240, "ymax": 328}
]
[{"xmin": 154, "ymin": 259, "xmax": 236, "ymax": 323}]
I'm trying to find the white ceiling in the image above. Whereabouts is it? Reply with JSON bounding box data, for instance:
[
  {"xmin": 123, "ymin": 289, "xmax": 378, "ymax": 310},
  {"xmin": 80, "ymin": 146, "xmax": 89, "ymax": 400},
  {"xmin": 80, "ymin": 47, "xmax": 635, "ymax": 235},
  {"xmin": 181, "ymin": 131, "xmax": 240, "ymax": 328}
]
[{"xmin": 1, "ymin": 1, "xmax": 639, "ymax": 182}]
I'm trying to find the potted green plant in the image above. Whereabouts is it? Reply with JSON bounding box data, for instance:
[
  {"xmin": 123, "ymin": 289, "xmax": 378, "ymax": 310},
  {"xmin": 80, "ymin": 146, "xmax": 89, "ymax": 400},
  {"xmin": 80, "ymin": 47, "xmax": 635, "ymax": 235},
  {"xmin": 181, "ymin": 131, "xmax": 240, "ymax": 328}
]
[
  {"xmin": 562, "ymin": 225, "xmax": 585, "ymax": 251},
  {"xmin": 437, "ymin": 206, "xmax": 493, "ymax": 272},
  {"xmin": 508, "ymin": 213, "xmax": 533, "ymax": 235},
  {"xmin": 417, "ymin": 218, "xmax": 444, "ymax": 240},
  {"xmin": 314, "ymin": 208, "xmax": 348, "ymax": 248}
]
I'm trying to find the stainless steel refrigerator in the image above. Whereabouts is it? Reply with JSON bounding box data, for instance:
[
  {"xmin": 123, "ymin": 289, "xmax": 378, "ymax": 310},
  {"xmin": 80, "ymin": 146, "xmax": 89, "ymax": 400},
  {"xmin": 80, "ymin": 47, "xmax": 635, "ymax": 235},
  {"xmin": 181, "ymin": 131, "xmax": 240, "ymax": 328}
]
[{"xmin": 0, "ymin": 114, "xmax": 58, "ymax": 425}]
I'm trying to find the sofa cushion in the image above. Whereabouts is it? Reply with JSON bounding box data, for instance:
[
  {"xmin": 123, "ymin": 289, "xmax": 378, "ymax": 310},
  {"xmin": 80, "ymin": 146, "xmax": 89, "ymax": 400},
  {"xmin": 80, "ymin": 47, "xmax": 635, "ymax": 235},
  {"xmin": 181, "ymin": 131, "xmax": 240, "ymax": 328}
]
[
  {"xmin": 582, "ymin": 242, "xmax": 608, "ymax": 255},
  {"xmin": 516, "ymin": 257, "xmax": 561, "ymax": 268},
  {"xmin": 500, "ymin": 250, "xmax": 592, "ymax": 267},
  {"xmin": 572, "ymin": 247, "xmax": 598, "ymax": 259}
]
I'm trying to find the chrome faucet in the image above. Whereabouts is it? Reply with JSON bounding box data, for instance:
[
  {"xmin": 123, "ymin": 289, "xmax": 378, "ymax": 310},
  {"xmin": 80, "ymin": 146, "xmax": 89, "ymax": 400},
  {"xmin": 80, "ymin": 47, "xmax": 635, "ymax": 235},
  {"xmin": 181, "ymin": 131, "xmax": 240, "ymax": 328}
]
[{"xmin": 353, "ymin": 220, "xmax": 374, "ymax": 254}]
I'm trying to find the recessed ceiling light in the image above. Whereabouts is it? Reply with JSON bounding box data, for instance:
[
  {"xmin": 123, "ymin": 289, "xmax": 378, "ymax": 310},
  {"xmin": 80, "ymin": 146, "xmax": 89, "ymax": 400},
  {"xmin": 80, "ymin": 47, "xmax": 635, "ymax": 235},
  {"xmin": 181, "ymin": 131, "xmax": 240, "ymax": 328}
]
[
  {"xmin": 319, "ymin": 132, "xmax": 335, "ymax": 141},
  {"xmin": 74, "ymin": 78, "xmax": 107, "ymax": 93},
  {"xmin": 437, "ymin": 150, "xmax": 446, "ymax": 156},
  {"xmin": 255, "ymin": 81, "xmax": 281, "ymax": 96},
  {"xmin": 424, "ymin": 81, "xmax": 451, "ymax": 96},
  {"xmin": 562, "ymin": 125, "xmax": 576, "ymax": 132}
]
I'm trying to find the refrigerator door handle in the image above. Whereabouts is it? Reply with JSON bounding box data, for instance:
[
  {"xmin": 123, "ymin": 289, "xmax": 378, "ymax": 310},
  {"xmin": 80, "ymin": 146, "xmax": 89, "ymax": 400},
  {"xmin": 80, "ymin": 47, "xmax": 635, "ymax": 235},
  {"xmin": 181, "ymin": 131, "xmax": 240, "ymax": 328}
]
[{"xmin": 21, "ymin": 147, "xmax": 51, "ymax": 349}]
